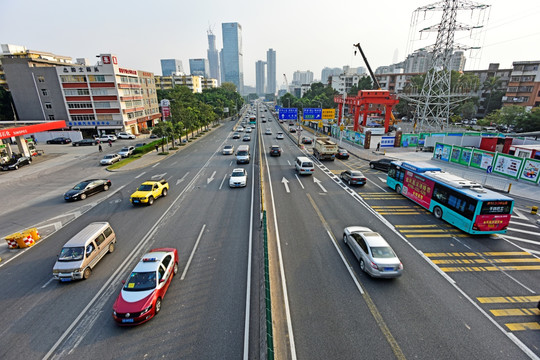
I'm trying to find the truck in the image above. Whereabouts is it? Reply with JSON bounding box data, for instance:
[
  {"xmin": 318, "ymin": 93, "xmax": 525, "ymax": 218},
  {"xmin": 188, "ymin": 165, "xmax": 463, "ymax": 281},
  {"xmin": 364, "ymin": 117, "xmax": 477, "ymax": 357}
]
[
  {"xmin": 313, "ymin": 137, "xmax": 338, "ymax": 161},
  {"xmin": 130, "ymin": 179, "xmax": 169, "ymax": 206}
]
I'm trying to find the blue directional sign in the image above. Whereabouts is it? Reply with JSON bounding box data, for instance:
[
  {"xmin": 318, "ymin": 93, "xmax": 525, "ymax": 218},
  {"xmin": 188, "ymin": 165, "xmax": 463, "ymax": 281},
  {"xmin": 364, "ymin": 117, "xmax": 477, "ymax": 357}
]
[
  {"xmin": 303, "ymin": 108, "xmax": 322, "ymax": 120},
  {"xmin": 274, "ymin": 105, "xmax": 281, "ymax": 111},
  {"xmin": 279, "ymin": 108, "xmax": 298, "ymax": 120}
]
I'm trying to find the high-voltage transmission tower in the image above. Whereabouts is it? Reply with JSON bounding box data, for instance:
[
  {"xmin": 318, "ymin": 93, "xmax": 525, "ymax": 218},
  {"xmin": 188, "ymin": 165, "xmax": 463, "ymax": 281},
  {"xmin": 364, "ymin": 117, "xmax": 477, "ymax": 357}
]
[{"xmin": 402, "ymin": 0, "xmax": 490, "ymax": 133}]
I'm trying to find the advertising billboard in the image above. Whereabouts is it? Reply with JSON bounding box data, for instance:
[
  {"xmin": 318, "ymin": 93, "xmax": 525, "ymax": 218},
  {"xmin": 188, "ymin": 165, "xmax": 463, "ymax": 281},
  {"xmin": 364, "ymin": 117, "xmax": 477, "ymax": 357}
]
[
  {"xmin": 492, "ymin": 153, "xmax": 523, "ymax": 179},
  {"xmin": 519, "ymin": 158, "xmax": 540, "ymax": 184},
  {"xmin": 469, "ymin": 149, "xmax": 495, "ymax": 170}
]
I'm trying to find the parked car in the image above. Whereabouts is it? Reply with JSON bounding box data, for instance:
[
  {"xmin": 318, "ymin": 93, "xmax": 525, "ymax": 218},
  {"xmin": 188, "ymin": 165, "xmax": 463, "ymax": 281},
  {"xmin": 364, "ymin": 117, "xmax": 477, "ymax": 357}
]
[
  {"xmin": 336, "ymin": 149, "xmax": 349, "ymax": 159},
  {"xmin": 229, "ymin": 168, "xmax": 248, "ymax": 188},
  {"xmin": 47, "ymin": 137, "xmax": 72, "ymax": 144},
  {"xmin": 72, "ymin": 139, "xmax": 98, "ymax": 146},
  {"xmin": 276, "ymin": 132, "xmax": 284, "ymax": 140},
  {"xmin": 269, "ymin": 145, "xmax": 282, "ymax": 157},
  {"xmin": 117, "ymin": 132, "xmax": 136, "ymax": 139},
  {"xmin": 97, "ymin": 134, "xmax": 117, "ymax": 142},
  {"xmin": 1, "ymin": 156, "xmax": 32, "ymax": 171},
  {"xmin": 118, "ymin": 146, "xmax": 135, "ymax": 158},
  {"xmin": 343, "ymin": 226, "xmax": 403, "ymax": 278},
  {"xmin": 149, "ymin": 134, "xmax": 158, "ymax": 139},
  {"xmin": 112, "ymin": 248, "xmax": 179, "ymax": 325},
  {"xmin": 340, "ymin": 170, "xmax": 366, "ymax": 186},
  {"xmin": 64, "ymin": 179, "xmax": 112, "ymax": 201},
  {"xmin": 369, "ymin": 158, "xmax": 395, "ymax": 172},
  {"xmin": 100, "ymin": 153, "xmax": 121, "ymax": 165},
  {"xmin": 222, "ymin": 145, "xmax": 234, "ymax": 155},
  {"xmin": 301, "ymin": 137, "xmax": 312, "ymax": 144},
  {"xmin": 135, "ymin": 143, "xmax": 147, "ymax": 148}
]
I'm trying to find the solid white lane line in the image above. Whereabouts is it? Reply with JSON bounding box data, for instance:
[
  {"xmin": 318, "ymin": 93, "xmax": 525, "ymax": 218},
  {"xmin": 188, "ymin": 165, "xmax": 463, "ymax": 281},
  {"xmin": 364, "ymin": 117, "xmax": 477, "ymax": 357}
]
[
  {"xmin": 295, "ymin": 174, "xmax": 304, "ymax": 189},
  {"xmin": 219, "ymin": 173, "xmax": 227, "ymax": 189},
  {"xmin": 180, "ymin": 224, "xmax": 206, "ymax": 280},
  {"xmin": 152, "ymin": 162, "xmax": 160, "ymax": 168},
  {"xmin": 261, "ymin": 128, "xmax": 298, "ymax": 360},
  {"xmin": 325, "ymin": 230, "xmax": 364, "ymax": 295},
  {"xmin": 41, "ymin": 277, "xmax": 54, "ymax": 289}
]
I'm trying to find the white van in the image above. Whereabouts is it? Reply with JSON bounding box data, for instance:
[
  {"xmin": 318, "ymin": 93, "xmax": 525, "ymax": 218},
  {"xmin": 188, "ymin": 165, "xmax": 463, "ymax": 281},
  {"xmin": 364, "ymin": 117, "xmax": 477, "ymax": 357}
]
[
  {"xmin": 52, "ymin": 222, "xmax": 116, "ymax": 281},
  {"xmin": 295, "ymin": 156, "xmax": 314, "ymax": 175},
  {"xmin": 236, "ymin": 145, "xmax": 250, "ymax": 164}
]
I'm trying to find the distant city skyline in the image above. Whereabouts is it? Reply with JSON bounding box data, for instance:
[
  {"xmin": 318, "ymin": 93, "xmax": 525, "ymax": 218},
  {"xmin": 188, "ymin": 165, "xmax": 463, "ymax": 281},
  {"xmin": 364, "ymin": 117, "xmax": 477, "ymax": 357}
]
[{"xmin": 2, "ymin": 0, "xmax": 539, "ymax": 89}]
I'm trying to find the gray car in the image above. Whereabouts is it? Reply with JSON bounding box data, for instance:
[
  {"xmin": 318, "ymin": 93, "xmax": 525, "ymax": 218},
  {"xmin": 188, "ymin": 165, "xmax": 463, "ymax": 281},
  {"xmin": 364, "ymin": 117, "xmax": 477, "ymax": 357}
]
[{"xmin": 343, "ymin": 226, "xmax": 403, "ymax": 278}]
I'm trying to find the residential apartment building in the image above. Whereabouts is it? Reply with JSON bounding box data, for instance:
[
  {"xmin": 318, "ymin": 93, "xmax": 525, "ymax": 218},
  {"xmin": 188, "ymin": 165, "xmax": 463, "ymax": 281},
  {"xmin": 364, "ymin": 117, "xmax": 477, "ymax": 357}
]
[
  {"xmin": 221, "ymin": 22, "xmax": 244, "ymax": 94},
  {"xmin": 292, "ymin": 70, "xmax": 313, "ymax": 86},
  {"xmin": 154, "ymin": 74, "xmax": 217, "ymax": 93},
  {"xmin": 375, "ymin": 71, "xmax": 422, "ymax": 93},
  {"xmin": 329, "ymin": 74, "xmax": 365, "ymax": 95},
  {"xmin": 321, "ymin": 67, "xmax": 342, "ymax": 85},
  {"xmin": 266, "ymin": 49, "xmax": 276, "ymax": 95},
  {"xmin": 160, "ymin": 59, "xmax": 184, "ymax": 76},
  {"xmin": 2, "ymin": 51, "xmax": 160, "ymax": 136},
  {"xmin": 503, "ymin": 60, "xmax": 540, "ymax": 109},
  {"xmin": 463, "ymin": 63, "xmax": 512, "ymax": 116}
]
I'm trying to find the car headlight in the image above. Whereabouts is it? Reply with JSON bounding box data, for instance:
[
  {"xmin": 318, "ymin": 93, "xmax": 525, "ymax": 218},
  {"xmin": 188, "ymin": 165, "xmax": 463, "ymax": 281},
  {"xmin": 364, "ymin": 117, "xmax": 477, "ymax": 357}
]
[
  {"xmin": 113, "ymin": 310, "xmax": 117, "ymax": 316},
  {"xmin": 141, "ymin": 304, "xmax": 152, "ymax": 315}
]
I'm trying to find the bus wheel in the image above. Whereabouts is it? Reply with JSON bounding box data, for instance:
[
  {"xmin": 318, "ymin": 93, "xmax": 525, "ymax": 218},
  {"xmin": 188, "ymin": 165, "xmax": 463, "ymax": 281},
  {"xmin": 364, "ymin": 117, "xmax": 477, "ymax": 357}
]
[
  {"xmin": 395, "ymin": 184, "xmax": 402, "ymax": 194},
  {"xmin": 434, "ymin": 206, "xmax": 443, "ymax": 219}
]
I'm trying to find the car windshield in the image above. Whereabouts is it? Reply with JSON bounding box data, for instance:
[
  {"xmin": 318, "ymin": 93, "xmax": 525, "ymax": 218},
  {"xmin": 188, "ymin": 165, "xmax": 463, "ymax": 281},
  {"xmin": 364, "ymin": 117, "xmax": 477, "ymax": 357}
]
[
  {"xmin": 58, "ymin": 247, "xmax": 84, "ymax": 261},
  {"xmin": 138, "ymin": 184, "xmax": 153, "ymax": 191},
  {"xmin": 224, "ymin": 146, "xmax": 232, "ymax": 150},
  {"xmin": 104, "ymin": 155, "xmax": 114, "ymax": 159},
  {"xmin": 350, "ymin": 171, "xmax": 363, "ymax": 177},
  {"xmin": 73, "ymin": 182, "xmax": 90, "ymax": 190},
  {"xmin": 370, "ymin": 246, "xmax": 396, "ymax": 258},
  {"xmin": 120, "ymin": 147, "xmax": 129, "ymax": 152},
  {"xmin": 232, "ymin": 171, "xmax": 244, "ymax": 177},
  {"xmin": 123, "ymin": 271, "xmax": 157, "ymax": 291}
]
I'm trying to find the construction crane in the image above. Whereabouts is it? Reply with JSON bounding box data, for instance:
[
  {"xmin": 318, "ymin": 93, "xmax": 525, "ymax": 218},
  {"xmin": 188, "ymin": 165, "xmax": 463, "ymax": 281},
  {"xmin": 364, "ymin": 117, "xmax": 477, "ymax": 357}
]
[{"xmin": 353, "ymin": 43, "xmax": 398, "ymax": 125}]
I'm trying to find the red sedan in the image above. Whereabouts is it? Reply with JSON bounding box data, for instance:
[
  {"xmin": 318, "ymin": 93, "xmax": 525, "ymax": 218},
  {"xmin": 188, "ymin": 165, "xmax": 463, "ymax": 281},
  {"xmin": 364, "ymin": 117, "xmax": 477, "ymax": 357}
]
[{"xmin": 113, "ymin": 248, "xmax": 178, "ymax": 325}]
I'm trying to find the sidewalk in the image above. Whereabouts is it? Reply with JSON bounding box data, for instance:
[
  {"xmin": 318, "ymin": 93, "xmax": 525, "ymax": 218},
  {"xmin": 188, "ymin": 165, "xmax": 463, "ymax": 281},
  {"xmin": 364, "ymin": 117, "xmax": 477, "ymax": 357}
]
[{"xmin": 325, "ymin": 131, "xmax": 540, "ymax": 204}]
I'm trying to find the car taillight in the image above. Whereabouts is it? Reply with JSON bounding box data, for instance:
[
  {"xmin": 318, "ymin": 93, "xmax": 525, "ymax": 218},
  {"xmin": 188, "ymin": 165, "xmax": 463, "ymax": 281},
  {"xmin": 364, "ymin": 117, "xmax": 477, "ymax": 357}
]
[
  {"xmin": 398, "ymin": 262, "xmax": 403, "ymax": 270},
  {"xmin": 370, "ymin": 261, "xmax": 379, "ymax": 270}
]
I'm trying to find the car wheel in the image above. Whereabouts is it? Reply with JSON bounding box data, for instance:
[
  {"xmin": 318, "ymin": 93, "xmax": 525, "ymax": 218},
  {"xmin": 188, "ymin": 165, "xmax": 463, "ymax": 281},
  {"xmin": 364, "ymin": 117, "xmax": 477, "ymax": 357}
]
[
  {"xmin": 396, "ymin": 184, "xmax": 402, "ymax": 194},
  {"xmin": 14, "ymin": 165, "xmax": 18, "ymax": 170},
  {"xmin": 343, "ymin": 234, "xmax": 348, "ymax": 244},
  {"xmin": 348, "ymin": 179, "xmax": 351, "ymax": 186},
  {"xmin": 75, "ymin": 143, "xmax": 79, "ymax": 146},
  {"xmin": 108, "ymin": 242, "xmax": 115, "ymax": 253},
  {"xmin": 28, "ymin": 159, "xmax": 32, "ymax": 164},
  {"xmin": 360, "ymin": 259, "xmax": 366, "ymax": 273},
  {"xmin": 103, "ymin": 185, "xmax": 109, "ymax": 191},
  {"xmin": 83, "ymin": 267, "xmax": 92, "ymax": 280},
  {"xmin": 434, "ymin": 206, "xmax": 443, "ymax": 219},
  {"xmin": 155, "ymin": 298, "xmax": 162, "ymax": 315},
  {"xmin": 80, "ymin": 193, "xmax": 87, "ymax": 200},
  {"xmin": 162, "ymin": 188, "xmax": 168, "ymax": 197},
  {"xmin": 148, "ymin": 196, "xmax": 154, "ymax": 205},
  {"xmin": 370, "ymin": 163, "xmax": 375, "ymax": 169},
  {"xmin": 173, "ymin": 263, "xmax": 178, "ymax": 275}
]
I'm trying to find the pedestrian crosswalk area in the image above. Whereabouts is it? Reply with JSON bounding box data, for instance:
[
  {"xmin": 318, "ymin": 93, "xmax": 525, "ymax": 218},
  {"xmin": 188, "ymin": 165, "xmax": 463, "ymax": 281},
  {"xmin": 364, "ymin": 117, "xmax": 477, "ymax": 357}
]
[
  {"xmin": 424, "ymin": 251, "xmax": 540, "ymax": 272},
  {"xmin": 476, "ymin": 295, "xmax": 540, "ymax": 332}
]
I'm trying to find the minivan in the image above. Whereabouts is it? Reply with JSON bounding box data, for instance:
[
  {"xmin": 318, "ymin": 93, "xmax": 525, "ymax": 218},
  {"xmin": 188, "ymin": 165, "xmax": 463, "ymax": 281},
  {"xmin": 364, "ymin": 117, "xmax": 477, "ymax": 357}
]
[
  {"xmin": 236, "ymin": 145, "xmax": 250, "ymax": 164},
  {"xmin": 52, "ymin": 222, "xmax": 116, "ymax": 281},
  {"xmin": 295, "ymin": 156, "xmax": 314, "ymax": 175}
]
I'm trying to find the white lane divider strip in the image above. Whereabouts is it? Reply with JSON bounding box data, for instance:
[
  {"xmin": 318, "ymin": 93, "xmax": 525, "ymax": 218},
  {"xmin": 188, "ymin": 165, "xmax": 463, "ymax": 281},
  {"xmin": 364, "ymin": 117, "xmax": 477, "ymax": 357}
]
[{"xmin": 181, "ymin": 224, "xmax": 206, "ymax": 280}]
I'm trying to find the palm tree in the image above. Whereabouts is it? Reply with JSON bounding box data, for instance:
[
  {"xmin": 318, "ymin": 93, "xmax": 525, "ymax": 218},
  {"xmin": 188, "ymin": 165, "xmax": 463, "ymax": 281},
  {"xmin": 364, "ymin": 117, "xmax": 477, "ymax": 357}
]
[{"xmin": 482, "ymin": 76, "xmax": 501, "ymax": 116}]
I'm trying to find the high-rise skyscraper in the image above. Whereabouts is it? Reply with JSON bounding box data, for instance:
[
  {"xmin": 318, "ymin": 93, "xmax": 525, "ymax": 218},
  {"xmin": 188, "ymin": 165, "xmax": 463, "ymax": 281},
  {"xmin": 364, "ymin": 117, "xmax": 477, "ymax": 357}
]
[
  {"xmin": 160, "ymin": 59, "xmax": 184, "ymax": 76},
  {"xmin": 189, "ymin": 58, "xmax": 210, "ymax": 77},
  {"xmin": 266, "ymin": 48, "xmax": 276, "ymax": 95},
  {"xmin": 255, "ymin": 60, "xmax": 266, "ymax": 96},
  {"xmin": 221, "ymin": 22, "xmax": 244, "ymax": 94},
  {"xmin": 207, "ymin": 30, "xmax": 220, "ymax": 85}
]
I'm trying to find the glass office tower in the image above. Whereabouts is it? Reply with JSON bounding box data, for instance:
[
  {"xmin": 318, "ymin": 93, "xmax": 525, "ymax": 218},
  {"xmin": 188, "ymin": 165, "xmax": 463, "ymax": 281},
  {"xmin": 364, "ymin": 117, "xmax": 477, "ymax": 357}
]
[
  {"xmin": 266, "ymin": 49, "xmax": 276, "ymax": 95},
  {"xmin": 221, "ymin": 22, "xmax": 244, "ymax": 94}
]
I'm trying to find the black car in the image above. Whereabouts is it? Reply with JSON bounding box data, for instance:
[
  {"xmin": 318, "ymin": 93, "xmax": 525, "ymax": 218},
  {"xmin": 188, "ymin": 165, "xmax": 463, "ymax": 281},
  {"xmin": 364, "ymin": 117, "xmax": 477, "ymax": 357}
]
[
  {"xmin": 369, "ymin": 158, "xmax": 396, "ymax": 172},
  {"xmin": 336, "ymin": 149, "xmax": 349, "ymax": 159},
  {"xmin": 2, "ymin": 156, "xmax": 32, "ymax": 171},
  {"xmin": 301, "ymin": 137, "xmax": 312, "ymax": 144},
  {"xmin": 47, "ymin": 137, "xmax": 72, "ymax": 144},
  {"xmin": 64, "ymin": 179, "xmax": 112, "ymax": 201},
  {"xmin": 340, "ymin": 170, "xmax": 366, "ymax": 186},
  {"xmin": 72, "ymin": 139, "xmax": 98, "ymax": 146},
  {"xmin": 269, "ymin": 145, "xmax": 282, "ymax": 157}
]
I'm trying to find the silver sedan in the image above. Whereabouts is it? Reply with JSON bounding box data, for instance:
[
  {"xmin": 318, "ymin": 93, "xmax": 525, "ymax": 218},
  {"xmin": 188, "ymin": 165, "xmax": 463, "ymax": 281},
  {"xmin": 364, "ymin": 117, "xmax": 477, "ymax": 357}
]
[{"xmin": 343, "ymin": 226, "xmax": 403, "ymax": 278}]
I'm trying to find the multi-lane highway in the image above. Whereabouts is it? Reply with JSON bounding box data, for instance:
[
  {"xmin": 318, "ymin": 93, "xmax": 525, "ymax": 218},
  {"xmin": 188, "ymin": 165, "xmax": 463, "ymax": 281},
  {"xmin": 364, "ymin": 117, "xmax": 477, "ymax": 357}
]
[{"xmin": 0, "ymin": 102, "xmax": 538, "ymax": 359}]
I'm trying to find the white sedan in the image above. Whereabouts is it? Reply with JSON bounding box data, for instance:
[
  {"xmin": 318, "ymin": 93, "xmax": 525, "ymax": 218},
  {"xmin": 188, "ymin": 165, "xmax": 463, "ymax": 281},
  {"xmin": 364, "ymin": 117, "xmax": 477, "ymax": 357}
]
[
  {"xmin": 229, "ymin": 168, "xmax": 248, "ymax": 188},
  {"xmin": 265, "ymin": 128, "xmax": 272, "ymax": 135},
  {"xmin": 100, "ymin": 153, "xmax": 122, "ymax": 165},
  {"xmin": 343, "ymin": 226, "xmax": 403, "ymax": 278},
  {"xmin": 276, "ymin": 132, "xmax": 284, "ymax": 140}
]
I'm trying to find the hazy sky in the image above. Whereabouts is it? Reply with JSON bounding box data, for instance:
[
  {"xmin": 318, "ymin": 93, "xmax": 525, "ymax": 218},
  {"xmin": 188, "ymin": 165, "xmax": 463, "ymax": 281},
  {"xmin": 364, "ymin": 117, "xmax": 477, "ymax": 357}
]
[{"xmin": 2, "ymin": 0, "xmax": 539, "ymax": 88}]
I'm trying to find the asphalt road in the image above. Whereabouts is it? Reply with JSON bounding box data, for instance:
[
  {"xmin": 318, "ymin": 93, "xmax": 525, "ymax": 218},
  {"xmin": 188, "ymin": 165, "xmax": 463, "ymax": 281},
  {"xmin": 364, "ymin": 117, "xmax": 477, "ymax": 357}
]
[
  {"xmin": 261, "ymin": 108, "xmax": 539, "ymax": 360},
  {"xmin": 0, "ymin": 118, "xmax": 261, "ymax": 360}
]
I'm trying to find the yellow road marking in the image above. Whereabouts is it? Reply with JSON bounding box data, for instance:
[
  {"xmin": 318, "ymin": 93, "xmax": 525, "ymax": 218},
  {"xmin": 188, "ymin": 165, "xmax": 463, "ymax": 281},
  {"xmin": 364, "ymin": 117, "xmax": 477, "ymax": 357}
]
[
  {"xmin": 425, "ymin": 252, "xmax": 531, "ymax": 258},
  {"xmin": 505, "ymin": 322, "xmax": 540, "ymax": 331},
  {"xmin": 490, "ymin": 308, "xmax": 540, "ymax": 316},
  {"xmin": 399, "ymin": 229, "xmax": 463, "ymax": 233},
  {"xmin": 371, "ymin": 205, "xmax": 423, "ymax": 208},
  {"xmin": 433, "ymin": 258, "xmax": 540, "ymax": 264},
  {"xmin": 440, "ymin": 265, "xmax": 540, "ymax": 272},
  {"xmin": 406, "ymin": 234, "xmax": 469, "ymax": 238},
  {"xmin": 395, "ymin": 224, "xmax": 453, "ymax": 228},
  {"xmin": 477, "ymin": 296, "xmax": 540, "ymax": 304},
  {"xmin": 379, "ymin": 212, "xmax": 427, "ymax": 215}
]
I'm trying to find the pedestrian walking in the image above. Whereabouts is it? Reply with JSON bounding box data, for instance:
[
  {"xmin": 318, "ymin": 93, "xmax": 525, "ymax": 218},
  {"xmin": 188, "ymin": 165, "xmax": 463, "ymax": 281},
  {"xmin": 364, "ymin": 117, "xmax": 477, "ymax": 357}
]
[
  {"xmin": 108, "ymin": 139, "xmax": 112, "ymax": 147},
  {"xmin": 376, "ymin": 142, "xmax": 380, "ymax": 151},
  {"xmin": 155, "ymin": 145, "xmax": 159, "ymax": 152},
  {"xmin": 98, "ymin": 144, "xmax": 103, "ymax": 152}
]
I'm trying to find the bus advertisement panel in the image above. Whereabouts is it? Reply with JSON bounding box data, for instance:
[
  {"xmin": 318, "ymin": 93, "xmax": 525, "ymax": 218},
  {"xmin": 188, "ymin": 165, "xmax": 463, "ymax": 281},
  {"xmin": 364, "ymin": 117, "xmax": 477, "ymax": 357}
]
[
  {"xmin": 474, "ymin": 200, "xmax": 513, "ymax": 232},
  {"xmin": 402, "ymin": 171, "xmax": 435, "ymax": 209}
]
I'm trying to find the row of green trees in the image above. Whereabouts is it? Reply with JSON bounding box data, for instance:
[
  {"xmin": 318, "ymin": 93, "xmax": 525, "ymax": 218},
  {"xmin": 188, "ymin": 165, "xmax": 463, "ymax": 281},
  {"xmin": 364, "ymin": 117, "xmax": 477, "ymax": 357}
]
[{"xmin": 152, "ymin": 83, "xmax": 244, "ymax": 146}]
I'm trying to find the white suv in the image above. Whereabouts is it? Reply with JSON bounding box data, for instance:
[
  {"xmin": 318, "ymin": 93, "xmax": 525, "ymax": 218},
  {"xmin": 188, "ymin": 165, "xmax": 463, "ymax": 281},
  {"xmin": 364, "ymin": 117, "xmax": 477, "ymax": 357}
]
[
  {"xmin": 97, "ymin": 134, "xmax": 117, "ymax": 142},
  {"xmin": 117, "ymin": 132, "xmax": 135, "ymax": 139}
]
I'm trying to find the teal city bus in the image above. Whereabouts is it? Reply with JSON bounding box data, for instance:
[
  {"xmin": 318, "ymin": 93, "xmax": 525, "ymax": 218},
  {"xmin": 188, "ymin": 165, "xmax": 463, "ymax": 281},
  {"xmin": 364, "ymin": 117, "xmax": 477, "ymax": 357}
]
[
  {"xmin": 386, "ymin": 161, "xmax": 514, "ymax": 234},
  {"xmin": 249, "ymin": 115, "xmax": 256, "ymax": 124}
]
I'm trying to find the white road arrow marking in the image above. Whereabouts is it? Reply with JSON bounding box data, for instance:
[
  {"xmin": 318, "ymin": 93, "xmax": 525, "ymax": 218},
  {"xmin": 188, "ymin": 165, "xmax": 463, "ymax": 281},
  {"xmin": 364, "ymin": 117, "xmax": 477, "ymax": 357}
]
[
  {"xmin": 378, "ymin": 176, "xmax": 387, "ymax": 183},
  {"xmin": 151, "ymin": 173, "xmax": 167, "ymax": 179},
  {"xmin": 207, "ymin": 171, "xmax": 216, "ymax": 184},
  {"xmin": 176, "ymin": 172, "xmax": 190, "ymax": 185},
  {"xmin": 282, "ymin": 177, "xmax": 290, "ymax": 193},
  {"xmin": 313, "ymin": 177, "xmax": 327, "ymax": 193},
  {"xmin": 512, "ymin": 208, "xmax": 528, "ymax": 220}
]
